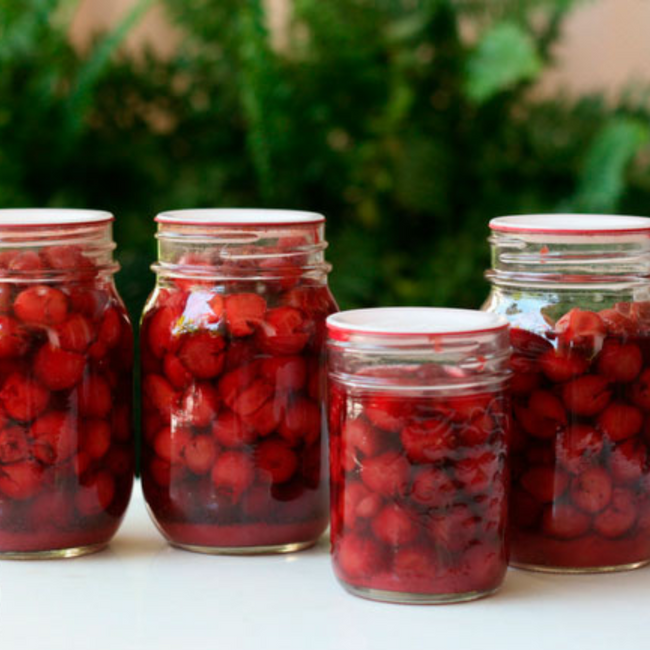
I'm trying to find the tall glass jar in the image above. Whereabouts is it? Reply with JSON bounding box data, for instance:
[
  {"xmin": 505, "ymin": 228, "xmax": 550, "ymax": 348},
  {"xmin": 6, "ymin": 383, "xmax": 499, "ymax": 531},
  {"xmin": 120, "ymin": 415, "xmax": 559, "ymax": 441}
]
[
  {"xmin": 327, "ymin": 308, "xmax": 511, "ymax": 604},
  {"xmin": 0, "ymin": 209, "xmax": 134, "ymax": 559},
  {"xmin": 485, "ymin": 214, "xmax": 650, "ymax": 573},
  {"xmin": 140, "ymin": 209, "xmax": 338, "ymax": 554}
]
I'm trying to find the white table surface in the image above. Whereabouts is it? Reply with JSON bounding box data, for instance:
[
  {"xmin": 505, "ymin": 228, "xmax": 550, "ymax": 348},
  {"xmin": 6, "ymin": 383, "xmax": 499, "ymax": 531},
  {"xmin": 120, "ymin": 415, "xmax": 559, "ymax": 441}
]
[{"xmin": 0, "ymin": 482, "xmax": 648, "ymax": 650}]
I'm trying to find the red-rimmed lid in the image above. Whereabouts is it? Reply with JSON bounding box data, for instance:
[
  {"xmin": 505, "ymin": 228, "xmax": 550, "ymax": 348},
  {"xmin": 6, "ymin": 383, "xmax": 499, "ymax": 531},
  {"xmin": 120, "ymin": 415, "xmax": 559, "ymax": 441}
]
[
  {"xmin": 156, "ymin": 209, "xmax": 325, "ymax": 226},
  {"xmin": 0, "ymin": 209, "xmax": 114, "ymax": 226},
  {"xmin": 490, "ymin": 214, "xmax": 650, "ymax": 235},
  {"xmin": 327, "ymin": 308, "xmax": 508, "ymax": 339}
]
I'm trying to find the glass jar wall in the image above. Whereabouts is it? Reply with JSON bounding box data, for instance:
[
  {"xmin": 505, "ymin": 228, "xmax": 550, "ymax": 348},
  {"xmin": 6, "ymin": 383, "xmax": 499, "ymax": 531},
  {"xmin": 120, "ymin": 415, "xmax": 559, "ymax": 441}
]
[
  {"xmin": 0, "ymin": 210, "xmax": 134, "ymax": 559},
  {"xmin": 484, "ymin": 214, "xmax": 650, "ymax": 572},
  {"xmin": 140, "ymin": 209, "xmax": 338, "ymax": 554},
  {"xmin": 327, "ymin": 308, "xmax": 511, "ymax": 604}
]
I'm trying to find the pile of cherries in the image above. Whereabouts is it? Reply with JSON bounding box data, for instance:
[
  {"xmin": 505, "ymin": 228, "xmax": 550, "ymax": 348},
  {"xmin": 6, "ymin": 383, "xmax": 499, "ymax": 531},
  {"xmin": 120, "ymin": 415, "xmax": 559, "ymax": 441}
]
[
  {"xmin": 510, "ymin": 303, "xmax": 650, "ymax": 569},
  {"xmin": 329, "ymin": 379, "xmax": 509, "ymax": 598},
  {"xmin": 0, "ymin": 246, "xmax": 134, "ymax": 553},
  {"xmin": 141, "ymin": 262, "xmax": 337, "ymax": 549}
]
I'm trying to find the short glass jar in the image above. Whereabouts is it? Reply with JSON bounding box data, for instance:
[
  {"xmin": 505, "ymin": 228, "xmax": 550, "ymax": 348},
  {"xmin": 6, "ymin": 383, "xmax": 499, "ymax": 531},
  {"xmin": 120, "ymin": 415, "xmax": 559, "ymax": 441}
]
[
  {"xmin": 0, "ymin": 209, "xmax": 134, "ymax": 559},
  {"xmin": 327, "ymin": 307, "xmax": 511, "ymax": 604},
  {"xmin": 485, "ymin": 214, "xmax": 650, "ymax": 573},
  {"xmin": 140, "ymin": 209, "xmax": 338, "ymax": 554}
]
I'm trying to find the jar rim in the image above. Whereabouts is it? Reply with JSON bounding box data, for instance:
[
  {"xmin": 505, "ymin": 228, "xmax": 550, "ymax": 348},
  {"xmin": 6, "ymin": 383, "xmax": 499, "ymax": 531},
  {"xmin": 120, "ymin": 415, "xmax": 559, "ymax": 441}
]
[
  {"xmin": 156, "ymin": 209, "xmax": 325, "ymax": 226},
  {"xmin": 490, "ymin": 214, "xmax": 650, "ymax": 235},
  {"xmin": 327, "ymin": 308, "xmax": 508, "ymax": 337},
  {"xmin": 0, "ymin": 208, "xmax": 114, "ymax": 226}
]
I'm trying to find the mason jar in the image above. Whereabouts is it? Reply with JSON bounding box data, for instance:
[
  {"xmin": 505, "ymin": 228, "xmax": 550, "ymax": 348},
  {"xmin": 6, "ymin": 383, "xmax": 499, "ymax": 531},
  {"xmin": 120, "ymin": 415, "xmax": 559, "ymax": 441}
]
[
  {"xmin": 0, "ymin": 209, "xmax": 134, "ymax": 559},
  {"xmin": 140, "ymin": 209, "xmax": 338, "ymax": 554},
  {"xmin": 327, "ymin": 308, "xmax": 510, "ymax": 604},
  {"xmin": 485, "ymin": 214, "xmax": 650, "ymax": 572}
]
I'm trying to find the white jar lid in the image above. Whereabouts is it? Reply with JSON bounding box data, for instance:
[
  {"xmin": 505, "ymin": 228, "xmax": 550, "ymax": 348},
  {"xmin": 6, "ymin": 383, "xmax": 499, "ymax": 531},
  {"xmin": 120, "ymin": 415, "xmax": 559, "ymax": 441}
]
[
  {"xmin": 0, "ymin": 209, "xmax": 114, "ymax": 226},
  {"xmin": 327, "ymin": 307, "xmax": 508, "ymax": 337},
  {"xmin": 490, "ymin": 214, "xmax": 650, "ymax": 235},
  {"xmin": 156, "ymin": 209, "xmax": 325, "ymax": 226}
]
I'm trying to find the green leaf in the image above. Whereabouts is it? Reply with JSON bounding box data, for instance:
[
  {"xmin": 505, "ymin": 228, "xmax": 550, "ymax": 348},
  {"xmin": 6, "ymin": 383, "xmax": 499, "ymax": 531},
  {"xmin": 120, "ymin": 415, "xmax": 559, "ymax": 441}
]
[
  {"xmin": 573, "ymin": 117, "xmax": 649, "ymax": 213},
  {"xmin": 465, "ymin": 21, "xmax": 542, "ymax": 103}
]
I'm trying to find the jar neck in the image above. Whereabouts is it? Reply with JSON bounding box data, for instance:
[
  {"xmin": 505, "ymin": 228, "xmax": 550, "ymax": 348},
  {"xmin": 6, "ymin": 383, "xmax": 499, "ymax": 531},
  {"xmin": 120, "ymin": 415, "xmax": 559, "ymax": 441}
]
[
  {"xmin": 0, "ymin": 221, "xmax": 118, "ymax": 282},
  {"xmin": 153, "ymin": 221, "xmax": 331, "ymax": 282},
  {"xmin": 327, "ymin": 329, "xmax": 511, "ymax": 394},
  {"xmin": 487, "ymin": 229, "xmax": 650, "ymax": 291}
]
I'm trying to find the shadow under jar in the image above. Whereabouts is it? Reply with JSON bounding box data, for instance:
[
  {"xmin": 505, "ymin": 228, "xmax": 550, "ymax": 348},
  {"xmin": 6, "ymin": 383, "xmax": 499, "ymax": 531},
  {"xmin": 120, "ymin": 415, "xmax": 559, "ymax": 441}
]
[
  {"xmin": 0, "ymin": 209, "xmax": 135, "ymax": 559},
  {"xmin": 327, "ymin": 308, "xmax": 511, "ymax": 604},
  {"xmin": 140, "ymin": 209, "xmax": 338, "ymax": 554},
  {"xmin": 484, "ymin": 214, "xmax": 650, "ymax": 573}
]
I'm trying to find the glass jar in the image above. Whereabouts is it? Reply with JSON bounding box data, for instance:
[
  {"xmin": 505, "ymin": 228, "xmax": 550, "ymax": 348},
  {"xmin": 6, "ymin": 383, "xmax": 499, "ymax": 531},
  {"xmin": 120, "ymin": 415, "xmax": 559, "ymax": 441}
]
[
  {"xmin": 0, "ymin": 209, "xmax": 134, "ymax": 559},
  {"xmin": 327, "ymin": 307, "xmax": 511, "ymax": 604},
  {"xmin": 140, "ymin": 209, "xmax": 338, "ymax": 554},
  {"xmin": 485, "ymin": 214, "xmax": 650, "ymax": 573}
]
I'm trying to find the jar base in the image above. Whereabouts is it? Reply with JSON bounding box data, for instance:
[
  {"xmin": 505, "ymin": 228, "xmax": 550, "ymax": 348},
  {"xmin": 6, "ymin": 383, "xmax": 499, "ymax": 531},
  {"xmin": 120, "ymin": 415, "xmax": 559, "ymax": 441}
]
[
  {"xmin": 511, "ymin": 559, "xmax": 650, "ymax": 575},
  {"xmin": 0, "ymin": 542, "xmax": 108, "ymax": 561},
  {"xmin": 171, "ymin": 540, "xmax": 316, "ymax": 556},
  {"xmin": 340, "ymin": 582, "xmax": 500, "ymax": 605}
]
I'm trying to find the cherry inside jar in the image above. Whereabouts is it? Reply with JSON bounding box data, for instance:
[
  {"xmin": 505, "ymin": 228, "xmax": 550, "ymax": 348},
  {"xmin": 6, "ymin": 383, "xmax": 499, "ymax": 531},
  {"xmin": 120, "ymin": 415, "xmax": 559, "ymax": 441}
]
[
  {"xmin": 485, "ymin": 214, "xmax": 650, "ymax": 572},
  {"xmin": 0, "ymin": 210, "xmax": 134, "ymax": 559},
  {"xmin": 140, "ymin": 209, "xmax": 338, "ymax": 554},
  {"xmin": 327, "ymin": 308, "xmax": 511, "ymax": 604}
]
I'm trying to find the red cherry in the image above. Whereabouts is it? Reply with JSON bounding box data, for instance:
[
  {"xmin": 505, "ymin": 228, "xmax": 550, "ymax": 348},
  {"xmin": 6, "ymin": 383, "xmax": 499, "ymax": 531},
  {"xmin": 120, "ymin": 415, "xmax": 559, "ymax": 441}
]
[
  {"xmin": 224, "ymin": 293, "xmax": 266, "ymax": 337},
  {"xmin": 259, "ymin": 356, "xmax": 307, "ymax": 392},
  {"xmin": 9, "ymin": 250, "xmax": 43, "ymax": 272},
  {"xmin": 39, "ymin": 244, "xmax": 85, "ymax": 270},
  {"xmin": 0, "ymin": 461, "xmax": 43, "ymax": 500},
  {"xmin": 446, "ymin": 393, "xmax": 493, "ymax": 422},
  {"xmin": 427, "ymin": 504, "xmax": 478, "ymax": 553},
  {"xmin": 34, "ymin": 344, "xmax": 85, "ymax": 390},
  {"xmin": 342, "ymin": 417, "xmax": 387, "ymax": 458},
  {"xmin": 143, "ymin": 374, "xmax": 178, "ymax": 419},
  {"xmin": 510, "ymin": 371, "xmax": 542, "ymax": 396},
  {"xmin": 529, "ymin": 390, "xmax": 567, "ymax": 425},
  {"xmin": 31, "ymin": 412, "xmax": 76, "ymax": 464},
  {"xmin": 400, "ymin": 417, "xmax": 456, "ymax": 464},
  {"xmin": 13, "ymin": 286, "xmax": 68, "ymax": 325},
  {"xmin": 363, "ymin": 395, "xmax": 410, "ymax": 433},
  {"xmin": 111, "ymin": 403, "xmax": 132, "ymax": 443},
  {"xmin": 411, "ymin": 467, "xmax": 456, "ymax": 509},
  {"xmin": 240, "ymin": 396, "xmax": 283, "ymax": 436},
  {"xmin": 76, "ymin": 471, "xmax": 115, "ymax": 516},
  {"xmin": 393, "ymin": 546, "xmax": 439, "ymax": 582},
  {"xmin": 609, "ymin": 439, "xmax": 647, "ymax": 484},
  {"xmin": 540, "ymin": 349, "xmax": 589, "ymax": 383},
  {"xmin": 0, "ymin": 426, "xmax": 30, "ymax": 464},
  {"xmin": 146, "ymin": 305, "xmax": 182, "ymax": 358},
  {"xmin": 571, "ymin": 467, "xmax": 613, "ymax": 513},
  {"xmin": 98, "ymin": 308, "xmax": 122, "ymax": 348},
  {"xmin": 78, "ymin": 374, "xmax": 113, "ymax": 418},
  {"xmin": 180, "ymin": 382, "xmax": 220, "ymax": 428},
  {"xmin": 341, "ymin": 482, "xmax": 382, "ymax": 528},
  {"xmin": 105, "ymin": 446, "xmax": 133, "ymax": 476},
  {"xmin": 334, "ymin": 534, "xmax": 385, "ymax": 579},
  {"xmin": 257, "ymin": 307, "xmax": 309, "ymax": 355},
  {"xmin": 211, "ymin": 451, "xmax": 255, "ymax": 502},
  {"xmin": 509, "ymin": 327, "xmax": 553, "ymax": 356},
  {"xmin": 454, "ymin": 543, "xmax": 506, "ymax": 593},
  {"xmin": 556, "ymin": 424, "xmax": 604, "ymax": 474},
  {"xmin": 597, "ymin": 339, "xmax": 642, "ymax": 383},
  {"xmin": 57, "ymin": 314, "xmax": 95, "ymax": 352},
  {"xmin": 183, "ymin": 435, "xmax": 217, "ymax": 475},
  {"xmin": 454, "ymin": 451, "xmax": 499, "ymax": 496},
  {"xmin": 153, "ymin": 426, "xmax": 191, "ymax": 464},
  {"xmin": 514, "ymin": 404, "xmax": 559, "ymax": 440},
  {"xmin": 163, "ymin": 353, "xmax": 193, "ymax": 389},
  {"xmin": 556, "ymin": 308, "xmax": 606, "ymax": 348},
  {"xmin": 278, "ymin": 397, "xmax": 320, "ymax": 446},
  {"xmin": 593, "ymin": 488, "xmax": 637, "ymax": 538},
  {"xmin": 597, "ymin": 402, "xmax": 643, "ymax": 442},
  {"xmin": 0, "ymin": 316, "xmax": 28, "ymax": 357},
  {"xmin": 598, "ymin": 308, "xmax": 637, "ymax": 337},
  {"xmin": 178, "ymin": 332, "xmax": 226, "ymax": 379},
  {"xmin": 520, "ymin": 466, "xmax": 569, "ymax": 503},
  {"xmin": 563, "ymin": 375, "xmax": 611, "ymax": 416},
  {"xmin": 212, "ymin": 411, "xmax": 257, "ymax": 447},
  {"xmin": 541, "ymin": 503, "xmax": 591, "ymax": 539},
  {"xmin": 371, "ymin": 503, "xmax": 418, "ymax": 546},
  {"xmin": 81, "ymin": 419, "xmax": 111, "ymax": 460},
  {"xmin": 630, "ymin": 368, "xmax": 650, "ymax": 411},
  {"xmin": 231, "ymin": 379, "xmax": 273, "ymax": 417},
  {"xmin": 217, "ymin": 362, "xmax": 260, "ymax": 409},
  {"xmin": 1, "ymin": 373, "xmax": 49, "ymax": 422},
  {"xmin": 256, "ymin": 439, "xmax": 298, "ymax": 484},
  {"xmin": 360, "ymin": 451, "xmax": 409, "ymax": 497},
  {"xmin": 149, "ymin": 457, "xmax": 171, "ymax": 487}
]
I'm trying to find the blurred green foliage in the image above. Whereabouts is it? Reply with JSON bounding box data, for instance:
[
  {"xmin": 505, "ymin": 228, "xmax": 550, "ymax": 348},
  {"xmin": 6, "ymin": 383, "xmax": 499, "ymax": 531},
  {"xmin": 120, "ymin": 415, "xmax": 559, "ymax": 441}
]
[{"xmin": 1, "ymin": 0, "xmax": 649, "ymax": 322}]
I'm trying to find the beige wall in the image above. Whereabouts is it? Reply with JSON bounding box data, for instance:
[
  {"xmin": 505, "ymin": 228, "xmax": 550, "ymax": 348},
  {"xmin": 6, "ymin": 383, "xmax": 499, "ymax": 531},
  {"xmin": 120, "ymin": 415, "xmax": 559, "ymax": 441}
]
[{"xmin": 71, "ymin": 0, "xmax": 650, "ymax": 94}]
